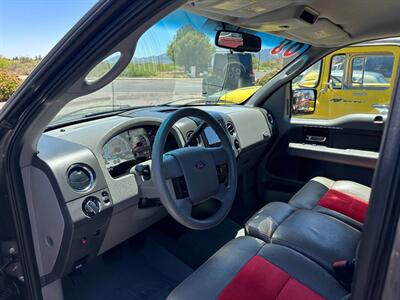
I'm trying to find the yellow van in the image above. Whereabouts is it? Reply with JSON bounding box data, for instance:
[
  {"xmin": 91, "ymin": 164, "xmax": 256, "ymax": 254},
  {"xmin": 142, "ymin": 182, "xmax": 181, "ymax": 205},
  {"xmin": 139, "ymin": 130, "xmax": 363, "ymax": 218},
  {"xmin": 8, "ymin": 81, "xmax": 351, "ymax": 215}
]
[{"xmin": 219, "ymin": 40, "xmax": 399, "ymax": 119}]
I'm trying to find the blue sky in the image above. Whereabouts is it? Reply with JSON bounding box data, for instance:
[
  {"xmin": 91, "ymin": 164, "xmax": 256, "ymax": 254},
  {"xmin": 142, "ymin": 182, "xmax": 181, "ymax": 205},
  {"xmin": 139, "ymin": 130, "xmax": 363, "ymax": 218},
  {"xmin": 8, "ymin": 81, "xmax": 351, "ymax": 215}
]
[
  {"xmin": 0, "ymin": 1, "xmax": 302, "ymax": 59},
  {"xmin": 0, "ymin": 0, "xmax": 98, "ymax": 58}
]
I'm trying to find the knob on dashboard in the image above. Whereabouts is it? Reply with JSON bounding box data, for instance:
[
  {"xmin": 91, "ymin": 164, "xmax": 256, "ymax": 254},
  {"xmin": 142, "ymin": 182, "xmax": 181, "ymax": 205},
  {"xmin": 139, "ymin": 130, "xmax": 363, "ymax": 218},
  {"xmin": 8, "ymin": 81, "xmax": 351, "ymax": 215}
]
[{"xmin": 82, "ymin": 196, "xmax": 101, "ymax": 217}]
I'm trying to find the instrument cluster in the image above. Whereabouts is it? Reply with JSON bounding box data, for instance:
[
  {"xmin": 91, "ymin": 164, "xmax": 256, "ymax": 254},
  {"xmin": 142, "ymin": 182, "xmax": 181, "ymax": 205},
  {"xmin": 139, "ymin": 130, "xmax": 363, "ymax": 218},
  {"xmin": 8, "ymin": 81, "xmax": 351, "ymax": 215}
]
[{"xmin": 102, "ymin": 125, "xmax": 177, "ymax": 177}]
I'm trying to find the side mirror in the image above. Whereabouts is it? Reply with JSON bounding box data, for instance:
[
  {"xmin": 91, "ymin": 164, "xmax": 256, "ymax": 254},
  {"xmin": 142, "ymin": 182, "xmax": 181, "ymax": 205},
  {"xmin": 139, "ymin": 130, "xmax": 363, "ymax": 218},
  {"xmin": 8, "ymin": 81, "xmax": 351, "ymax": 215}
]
[
  {"xmin": 292, "ymin": 89, "xmax": 316, "ymax": 115},
  {"xmin": 215, "ymin": 30, "xmax": 261, "ymax": 52}
]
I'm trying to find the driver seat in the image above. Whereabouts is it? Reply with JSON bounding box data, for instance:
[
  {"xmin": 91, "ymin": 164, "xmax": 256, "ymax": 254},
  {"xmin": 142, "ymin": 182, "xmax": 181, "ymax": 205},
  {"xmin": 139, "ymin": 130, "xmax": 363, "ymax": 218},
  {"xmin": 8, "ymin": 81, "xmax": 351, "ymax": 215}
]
[{"xmin": 167, "ymin": 236, "xmax": 349, "ymax": 300}]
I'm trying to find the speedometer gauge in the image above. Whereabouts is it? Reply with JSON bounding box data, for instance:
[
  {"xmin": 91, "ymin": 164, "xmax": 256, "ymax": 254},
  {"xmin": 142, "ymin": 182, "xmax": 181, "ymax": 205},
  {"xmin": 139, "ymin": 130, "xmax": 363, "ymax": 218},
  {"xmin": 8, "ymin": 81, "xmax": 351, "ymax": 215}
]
[
  {"xmin": 102, "ymin": 132, "xmax": 132, "ymax": 166},
  {"xmin": 102, "ymin": 125, "xmax": 178, "ymax": 178}
]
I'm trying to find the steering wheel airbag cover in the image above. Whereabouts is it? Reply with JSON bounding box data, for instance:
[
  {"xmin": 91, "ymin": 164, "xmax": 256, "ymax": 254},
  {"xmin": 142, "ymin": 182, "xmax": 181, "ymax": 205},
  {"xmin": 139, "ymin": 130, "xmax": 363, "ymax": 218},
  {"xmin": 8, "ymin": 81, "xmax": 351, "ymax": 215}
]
[{"xmin": 168, "ymin": 147, "xmax": 219, "ymax": 204}]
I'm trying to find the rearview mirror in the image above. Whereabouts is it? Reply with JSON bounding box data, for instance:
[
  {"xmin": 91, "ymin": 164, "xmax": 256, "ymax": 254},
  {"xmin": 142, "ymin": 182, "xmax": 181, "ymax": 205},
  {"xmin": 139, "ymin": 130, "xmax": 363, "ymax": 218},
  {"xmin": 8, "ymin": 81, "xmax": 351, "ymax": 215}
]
[
  {"xmin": 215, "ymin": 30, "xmax": 261, "ymax": 52},
  {"xmin": 292, "ymin": 89, "xmax": 316, "ymax": 115}
]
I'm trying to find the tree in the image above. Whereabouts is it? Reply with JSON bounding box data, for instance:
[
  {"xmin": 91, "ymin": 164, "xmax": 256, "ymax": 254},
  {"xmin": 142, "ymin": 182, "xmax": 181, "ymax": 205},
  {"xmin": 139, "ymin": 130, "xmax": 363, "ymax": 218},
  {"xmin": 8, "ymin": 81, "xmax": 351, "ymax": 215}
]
[
  {"xmin": 0, "ymin": 70, "xmax": 21, "ymax": 102},
  {"xmin": 252, "ymin": 54, "xmax": 260, "ymax": 71},
  {"xmin": 167, "ymin": 25, "xmax": 214, "ymax": 74}
]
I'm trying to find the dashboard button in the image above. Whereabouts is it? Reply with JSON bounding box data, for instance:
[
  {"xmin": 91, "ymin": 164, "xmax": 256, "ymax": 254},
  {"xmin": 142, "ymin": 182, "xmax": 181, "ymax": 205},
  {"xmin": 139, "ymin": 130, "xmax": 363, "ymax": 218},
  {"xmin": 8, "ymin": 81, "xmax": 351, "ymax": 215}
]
[{"xmin": 101, "ymin": 191, "xmax": 111, "ymax": 205}]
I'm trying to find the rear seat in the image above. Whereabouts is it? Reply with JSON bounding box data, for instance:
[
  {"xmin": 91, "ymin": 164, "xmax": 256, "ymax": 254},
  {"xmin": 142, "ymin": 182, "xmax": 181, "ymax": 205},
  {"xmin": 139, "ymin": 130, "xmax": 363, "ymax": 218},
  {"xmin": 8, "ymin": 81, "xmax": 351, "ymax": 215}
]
[{"xmin": 245, "ymin": 177, "xmax": 370, "ymax": 275}]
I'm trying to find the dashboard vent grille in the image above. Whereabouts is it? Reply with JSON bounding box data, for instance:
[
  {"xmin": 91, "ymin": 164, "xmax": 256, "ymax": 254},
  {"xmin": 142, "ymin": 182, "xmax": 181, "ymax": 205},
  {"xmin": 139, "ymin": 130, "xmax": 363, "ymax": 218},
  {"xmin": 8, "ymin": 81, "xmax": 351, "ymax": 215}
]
[
  {"xmin": 67, "ymin": 164, "xmax": 95, "ymax": 192},
  {"xmin": 226, "ymin": 122, "xmax": 235, "ymax": 136}
]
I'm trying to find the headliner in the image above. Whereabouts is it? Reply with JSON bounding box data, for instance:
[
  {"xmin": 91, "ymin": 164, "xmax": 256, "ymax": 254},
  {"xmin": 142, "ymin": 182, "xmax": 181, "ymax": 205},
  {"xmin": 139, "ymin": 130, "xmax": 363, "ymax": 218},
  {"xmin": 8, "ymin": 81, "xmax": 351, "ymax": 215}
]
[{"xmin": 185, "ymin": 0, "xmax": 400, "ymax": 47}]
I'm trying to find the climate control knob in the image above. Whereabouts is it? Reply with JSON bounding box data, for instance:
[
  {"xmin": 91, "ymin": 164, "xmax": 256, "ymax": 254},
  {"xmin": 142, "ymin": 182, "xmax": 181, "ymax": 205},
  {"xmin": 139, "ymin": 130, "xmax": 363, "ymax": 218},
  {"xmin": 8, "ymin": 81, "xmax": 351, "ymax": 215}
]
[{"xmin": 82, "ymin": 196, "xmax": 101, "ymax": 217}]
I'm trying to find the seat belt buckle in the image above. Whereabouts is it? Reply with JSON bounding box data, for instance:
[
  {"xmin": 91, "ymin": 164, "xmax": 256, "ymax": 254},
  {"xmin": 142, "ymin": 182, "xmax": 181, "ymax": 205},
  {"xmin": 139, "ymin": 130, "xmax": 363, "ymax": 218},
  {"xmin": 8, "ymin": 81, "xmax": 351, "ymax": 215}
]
[
  {"xmin": 333, "ymin": 260, "xmax": 348, "ymax": 268},
  {"xmin": 333, "ymin": 259, "xmax": 355, "ymax": 291}
]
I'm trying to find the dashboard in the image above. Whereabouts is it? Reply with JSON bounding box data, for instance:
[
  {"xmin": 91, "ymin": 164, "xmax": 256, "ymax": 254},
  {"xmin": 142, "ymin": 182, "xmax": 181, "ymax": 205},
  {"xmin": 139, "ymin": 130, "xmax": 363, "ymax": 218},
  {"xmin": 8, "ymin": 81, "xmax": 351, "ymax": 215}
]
[
  {"xmin": 102, "ymin": 125, "xmax": 179, "ymax": 177},
  {"xmin": 24, "ymin": 105, "xmax": 273, "ymax": 285}
]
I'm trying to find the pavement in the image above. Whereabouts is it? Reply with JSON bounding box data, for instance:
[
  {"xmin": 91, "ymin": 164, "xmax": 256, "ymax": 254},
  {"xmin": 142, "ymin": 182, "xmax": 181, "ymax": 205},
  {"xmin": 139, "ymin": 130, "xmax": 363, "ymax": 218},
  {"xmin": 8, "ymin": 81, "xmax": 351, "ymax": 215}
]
[
  {"xmin": 58, "ymin": 77, "xmax": 205, "ymax": 114},
  {"xmin": 1, "ymin": 75, "xmax": 265, "ymax": 115},
  {"xmin": 0, "ymin": 77, "xmax": 204, "ymax": 113}
]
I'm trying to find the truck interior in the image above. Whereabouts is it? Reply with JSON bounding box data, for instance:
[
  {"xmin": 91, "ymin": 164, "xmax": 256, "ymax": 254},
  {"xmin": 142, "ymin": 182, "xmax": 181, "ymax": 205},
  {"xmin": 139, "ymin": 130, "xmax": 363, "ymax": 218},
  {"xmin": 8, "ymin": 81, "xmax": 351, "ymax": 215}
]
[{"xmin": 1, "ymin": 0, "xmax": 400, "ymax": 300}]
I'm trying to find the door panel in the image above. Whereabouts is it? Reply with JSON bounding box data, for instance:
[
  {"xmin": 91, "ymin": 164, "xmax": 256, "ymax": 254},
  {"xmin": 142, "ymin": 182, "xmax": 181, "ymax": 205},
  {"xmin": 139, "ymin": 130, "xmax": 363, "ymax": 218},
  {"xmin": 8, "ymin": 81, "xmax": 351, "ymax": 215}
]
[
  {"xmin": 288, "ymin": 143, "xmax": 378, "ymax": 169},
  {"xmin": 258, "ymin": 44, "xmax": 397, "ymax": 205},
  {"xmin": 259, "ymin": 89, "xmax": 384, "ymax": 204},
  {"xmin": 265, "ymin": 125, "xmax": 378, "ymax": 185}
]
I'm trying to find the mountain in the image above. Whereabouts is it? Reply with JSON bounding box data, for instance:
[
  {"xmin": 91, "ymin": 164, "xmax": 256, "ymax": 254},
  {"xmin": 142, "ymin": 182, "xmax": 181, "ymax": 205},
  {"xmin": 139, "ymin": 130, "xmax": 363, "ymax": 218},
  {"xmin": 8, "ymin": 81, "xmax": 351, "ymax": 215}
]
[
  {"xmin": 105, "ymin": 50, "xmax": 279, "ymax": 66},
  {"xmin": 132, "ymin": 53, "xmax": 173, "ymax": 64},
  {"xmin": 103, "ymin": 53, "xmax": 173, "ymax": 65},
  {"xmin": 255, "ymin": 49, "xmax": 278, "ymax": 62}
]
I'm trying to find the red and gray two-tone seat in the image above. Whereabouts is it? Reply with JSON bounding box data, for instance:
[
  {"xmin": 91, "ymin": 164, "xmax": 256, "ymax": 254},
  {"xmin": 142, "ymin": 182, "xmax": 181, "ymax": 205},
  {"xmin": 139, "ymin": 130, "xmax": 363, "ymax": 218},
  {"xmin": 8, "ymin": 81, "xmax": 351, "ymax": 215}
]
[
  {"xmin": 168, "ymin": 177, "xmax": 367, "ymax": 299},
  {"xmin": 168, "ymin": 236, "xmax": 349, "ymax": 300},
  {"xmin": 245, "ymin": 202, "xmax": 361, "ymax": 274},
  {"xmin": 245, "ymin": 177, "xmax": 370, "ymax": 274},
  {"xmin": 288, "ymin": 177, "xmax": 370, "ymax": 228}
]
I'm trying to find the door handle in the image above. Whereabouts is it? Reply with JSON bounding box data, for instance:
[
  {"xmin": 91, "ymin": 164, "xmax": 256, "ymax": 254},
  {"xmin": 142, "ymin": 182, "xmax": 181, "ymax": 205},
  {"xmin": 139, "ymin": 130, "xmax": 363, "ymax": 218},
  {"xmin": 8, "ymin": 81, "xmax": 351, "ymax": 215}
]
[
  {"xmin": 305, "ymin": 135, "xmax": 326, "ymax": 143},
  {"xmin": 373, "ymin": 115, "xmax": 384, "ymax": 124}
]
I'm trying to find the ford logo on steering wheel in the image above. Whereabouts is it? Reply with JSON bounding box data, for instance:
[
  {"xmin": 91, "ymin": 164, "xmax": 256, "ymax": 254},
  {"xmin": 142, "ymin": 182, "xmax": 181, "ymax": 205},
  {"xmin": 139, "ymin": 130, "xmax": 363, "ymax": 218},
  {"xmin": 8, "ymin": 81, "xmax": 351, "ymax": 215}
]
[{"xmin": 195, "ymin": 161, "xmax": 206, "ymax": 170}]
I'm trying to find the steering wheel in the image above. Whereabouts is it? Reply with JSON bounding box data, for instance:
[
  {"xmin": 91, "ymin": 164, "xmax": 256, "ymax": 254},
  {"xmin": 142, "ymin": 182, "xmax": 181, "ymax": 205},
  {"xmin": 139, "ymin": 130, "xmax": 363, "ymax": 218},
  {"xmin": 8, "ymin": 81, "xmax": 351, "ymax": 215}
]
[{"xmin": 152, "ymin": 108, "xmax": 238, "ymax": 230}]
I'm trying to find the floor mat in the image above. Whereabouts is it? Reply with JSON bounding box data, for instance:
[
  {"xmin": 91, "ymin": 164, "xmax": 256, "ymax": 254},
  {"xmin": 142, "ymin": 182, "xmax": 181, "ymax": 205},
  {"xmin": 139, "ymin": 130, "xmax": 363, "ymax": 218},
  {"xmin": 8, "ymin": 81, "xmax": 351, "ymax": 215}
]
[
  {"xmin": 63, "ymin": 236, "xmax": 192, "ymax": 300},
  {"xmin": 149, "ymin": 217, "xmax": 242, "ymax": 269}
]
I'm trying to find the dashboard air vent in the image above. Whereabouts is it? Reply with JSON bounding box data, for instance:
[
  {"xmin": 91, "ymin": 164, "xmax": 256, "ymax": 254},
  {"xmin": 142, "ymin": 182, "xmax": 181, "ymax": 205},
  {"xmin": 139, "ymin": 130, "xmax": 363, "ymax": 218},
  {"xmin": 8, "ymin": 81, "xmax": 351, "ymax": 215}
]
[
  {"xmin": 226, "ymin": 122, "xmax": 236, "ymax": 136},
  {"xmin": 67, "ymin": 164, "xmax": 95, "ymax": 192}
]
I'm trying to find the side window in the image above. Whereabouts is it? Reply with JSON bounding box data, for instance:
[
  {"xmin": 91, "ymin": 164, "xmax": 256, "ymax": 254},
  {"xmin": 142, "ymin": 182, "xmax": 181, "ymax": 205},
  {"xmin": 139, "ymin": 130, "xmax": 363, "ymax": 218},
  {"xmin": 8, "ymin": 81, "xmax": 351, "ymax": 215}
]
[
  {"xmin": 329, "ymin": 54, "xmax": 347, "ymax": 89},
  {"xmin": 291, "ymin": 50, "xmax": 394, "ymax": 120},
  {"xmin": 351, "ymin": 57, "xmax": 365, "ymax": 86},
  {"xmin": 350, "ymin": 54, "xmax": 394, "ymax": 89},
  {"xmin": 292, "ymin": 60, "xmax": 322, "ymax": 88}
]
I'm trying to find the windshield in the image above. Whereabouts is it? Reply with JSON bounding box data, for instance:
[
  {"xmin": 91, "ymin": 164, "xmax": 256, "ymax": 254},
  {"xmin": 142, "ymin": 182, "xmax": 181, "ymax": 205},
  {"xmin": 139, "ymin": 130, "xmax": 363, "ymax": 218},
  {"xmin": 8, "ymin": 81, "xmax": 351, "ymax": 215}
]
[{"xmin": 48, "ymin": 9, "xmax": 308, "ymax": 125}]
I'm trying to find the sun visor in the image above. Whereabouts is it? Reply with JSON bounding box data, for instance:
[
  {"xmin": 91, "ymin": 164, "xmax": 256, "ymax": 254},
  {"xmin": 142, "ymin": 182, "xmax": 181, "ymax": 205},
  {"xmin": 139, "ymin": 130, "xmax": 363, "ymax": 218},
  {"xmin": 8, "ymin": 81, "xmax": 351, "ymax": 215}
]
[
  {"xmin": 187, "ymin": 0, "xmax": 292, "ymax": 18},
  {"xmin": 283, "ymin": 18, "xmax": 351, "ymax": 46},
  {"xmin": 186, "ymin": 1, "xmax": 351, "ymax": 46}
]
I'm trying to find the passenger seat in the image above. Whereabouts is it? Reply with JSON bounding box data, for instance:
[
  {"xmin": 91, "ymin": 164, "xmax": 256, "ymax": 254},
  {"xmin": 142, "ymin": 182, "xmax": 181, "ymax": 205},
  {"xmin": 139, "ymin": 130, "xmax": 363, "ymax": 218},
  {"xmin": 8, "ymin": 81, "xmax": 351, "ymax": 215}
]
[
  {"xmin": 245, "ymin": 177, "xmax": 370, "ymax": 274},
  {"xmin": 288, "ymin": 177, "xmax": 370, "ymax": 228},
  {"xmin": 168, "ymin": 236, "xmax": 349, "ymax": 300}
]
